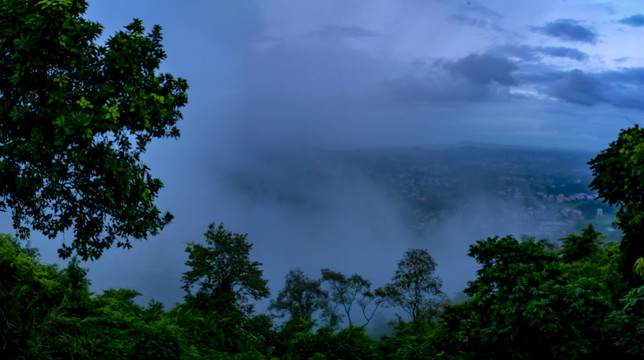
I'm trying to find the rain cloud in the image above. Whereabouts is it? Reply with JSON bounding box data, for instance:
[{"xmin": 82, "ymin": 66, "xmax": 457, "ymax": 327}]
[
  {"xmin": 532, "ymin": 19, "xmax": 598, "ymax": 44},
  {"xmin": 446, "ymin": 54, "xmax": 518, "ymax": 86},
  {"xmin": 619, "ymin": 14, "xmax": 644, "ymax": 27}
]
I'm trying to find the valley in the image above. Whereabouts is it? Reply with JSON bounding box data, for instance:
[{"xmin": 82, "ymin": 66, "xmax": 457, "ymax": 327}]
[{"xmin": 337, "ymin": 145, "xmax": 619, "ymax": 242}]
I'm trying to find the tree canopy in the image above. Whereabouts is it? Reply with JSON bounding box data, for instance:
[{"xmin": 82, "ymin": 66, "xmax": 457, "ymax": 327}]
[
  {"xmin": 0, "ymin": 0, "xmax": 188, "ymax": 260},
  {"xmin": 270, "ymin": 268, "xmax": 337, "ymax": 327},
  {"xmin": 181, "ymin": 222, "xmax": 269, "ymax": 315},
  {"xmin": 560, "ymin": 223, "xmax": 604, "ymax": 262},
  {"xmin": 321, "ymin": 268, "xmax": 384, "ymax": 328},
  {"xmin": 589, "ymin": 125, "xmax": 644, "ymax": 284},
  {"xmin": 0, "ymin": 222, "xmax": 640, "ymax": 359},
  {"xmin": 458, "ymin": 235, "xmax": 619, "ymax": 359},
  {"xmin": 383, "ymin": 248, "xmax": 443, "ymax": 322}
]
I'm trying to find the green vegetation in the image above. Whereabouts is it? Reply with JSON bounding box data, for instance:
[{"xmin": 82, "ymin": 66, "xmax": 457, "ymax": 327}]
[
  {"xmin": 590, "ymin": 125, "xmax": 644, "ymax": 286},
  {"xmin": 182, "ymin": 223, "xmax": 270, "ymax": 316},
  {"xmin": 321, "ymin": 269, "xmax": 385, "ymax": 328},
  {"xmin": 270, "ymin": 268, "xmax": 338, "ymax": 329},
  {"xmin": 381, "ymin": 249, "xmax": 443, "ymax": 323},
  {"xmin": 2, "ymin": 217, "xmax": 642, "ymax": 359},
  {"xmin": 0, "ymin": 0, "xmax": 188, "ymax": 260}
]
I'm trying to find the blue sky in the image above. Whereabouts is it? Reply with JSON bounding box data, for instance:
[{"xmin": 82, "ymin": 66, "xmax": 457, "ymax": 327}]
[{"xmin": 24, "ymin": 0, "xmax": 644, "ymax": 314}]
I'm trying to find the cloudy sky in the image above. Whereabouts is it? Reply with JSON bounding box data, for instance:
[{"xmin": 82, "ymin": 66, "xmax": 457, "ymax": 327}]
[
  {"xmin": 22, "ymin": 0, "xmax": 644, "ymax": 317},
  {"xmin": 87, "ymin": 0, "xmax": 643, "ymax": 151}
]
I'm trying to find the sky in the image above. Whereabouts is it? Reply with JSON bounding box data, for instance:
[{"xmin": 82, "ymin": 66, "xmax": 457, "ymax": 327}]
[{"xmin": 16, "ymin": 0, "xmax": 644, "ymax": 324}]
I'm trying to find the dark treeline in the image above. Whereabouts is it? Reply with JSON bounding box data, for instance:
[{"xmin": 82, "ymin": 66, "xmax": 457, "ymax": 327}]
[{"xmin": 1, "ymin": 222, "xmax": 643, "ymax": 359}]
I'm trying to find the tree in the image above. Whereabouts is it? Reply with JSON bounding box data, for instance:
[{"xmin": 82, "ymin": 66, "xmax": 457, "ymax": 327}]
[
  {"xmin": 383, "ymin": 248, "xmax": 443, "ymax": 322},
  {"xmin": 181, "ymin": 223, "xmax": 269, "ymax": 315},
  {"xmin": 460, "ymin": 235, "xmax": 620, "ymax": 359},
  {"xmin": 321, "ymin": 268, "xmax": 385, "ymax": 327},
  {"xmin": 589, "ymin": 125, "xmax": 644, "ymax": 284},
  {"xmin": 560, "ymin": 224, "xmax": 604, "ymax": 263},
  {"xmin": 87, "ymin": 288, "xmax": 182, "ymax": 359},
  {"xmin": 0, "ymin": 0, "xmax": 188, "ymax": 260},
  {"xmin": 269, "ymin": 268, "xmax": 336, "ymax": 327},
  {"xmin": 606, "ymin": 285, "xmax": 644, "ymax": 357},
  {"xmin": 0, "ymin": 233, "xmax": 96, "ymax": 358}
]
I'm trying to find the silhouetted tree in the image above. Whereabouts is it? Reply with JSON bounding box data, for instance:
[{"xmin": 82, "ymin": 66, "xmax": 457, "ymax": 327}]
[
  {"xmin": 270, "ymin": 268, "xmax": 337, "ymax": 328},
  {"xmin": 321, "ymin": 268, "xmax": 385, "ymax": 327},
  {"xmin": 560, "ymin": 224, "xmax": 605, "ymax": 262},
  {"xmin": 589, "ymin": 125, "xmax": 644, "ymax": 285},
  {"xmin": 383, "ymin": 249, "xmax": 443, "ymax": 322},
  {"xmin": 181, "ymin": 222, "xmax": 269, "ymax": 315},
  {"xmin": 462, "ymin": 235, "xmax": 619, "ymax": 359}
]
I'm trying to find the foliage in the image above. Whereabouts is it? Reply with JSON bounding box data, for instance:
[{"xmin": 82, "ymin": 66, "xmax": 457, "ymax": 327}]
[
  {"xmin": 0, "ymin": 221, "xmax": 638, "ymax": 359},
  {"xmin": 178, "ymin": 223, "xmax": 271, "ymax": 355},
  {"xmin": 274, "ymin": 324, "xmax": 376, "ymax": 360},
  {"xmin": 589, "ymin": 125, "xmax": 644, "ymax": 284},
  {"xmin": 0, "ymin": 0, "xmax": 188, "ymax": 260},
  {"xmin": 560, "ymin": 223, "xmax": 604, "ymax": 262},
  {"xmin": 606, "ymin": 285, "xmax": 644, "ymax": 357},
  {"xmin": 0, "ymin": 233, "xmax": 82, "ymax": 358},
  {"xmin": 81, "ymin": 289, "xmax": 182, "ymax": 359},
  {"xmin": 382, "ymin": 248, "xmax": 443, "ymax": 322},
  {"xmin": 181, "ymin": 222, "xmax": 269, "ymax": 315},
  {"xmin": 0, "ymin": 232, "xmax": 193, "ymax": 359},
  {"xmin": 458, "ymin": 234, "xmax": 621, "ymax": 359},
  {"xmin": 169, "ymin": 299, "xmax": 252, "ymax": 356},
  {"xmin": 269, "ymin": 268, "xmax": 337, "ymax": 328},
  {"xmin": 377, "ymin": 320, "xmax": 437, "ymax": 360}
]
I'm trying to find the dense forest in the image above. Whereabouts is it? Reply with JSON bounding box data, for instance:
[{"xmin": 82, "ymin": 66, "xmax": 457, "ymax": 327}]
[
  {"xmin": 2, "ymin": 1, "xmax": 644, "ymax": 359},
  {"xmin": 2, "ymin": 208, "xmax": 644, "ymax": 359}
]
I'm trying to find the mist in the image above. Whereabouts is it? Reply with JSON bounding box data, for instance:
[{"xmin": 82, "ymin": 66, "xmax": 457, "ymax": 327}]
[{"xmin": 78, "ymin": 140, "xmax": 548, "ymax": 324}]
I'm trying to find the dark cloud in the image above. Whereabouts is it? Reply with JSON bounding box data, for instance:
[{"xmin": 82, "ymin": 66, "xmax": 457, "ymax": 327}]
[
  {"xmin": 539, "ymin": 46, "xmax": 588, "ymax": 61},
  {"xmin": 385, "ymin": 72, "xmax": 499, "ymax": 103},
  {"xmin": 532, "ymin": 19, "xmax": 597, "ymax": 44},
  {"xmin": 547, "ymin": 68, "xmax": 644, "ymax": 110},
  {"xmin": 549, "ymin": 69, "xmax": 603, "ymax": 106},
  {"xmin": 619, "ymin": 14, "xmax": 644, "ymax": 27},
  {"xmin": 493, "ymin": 44, "xmax": 588, "ymax": 62},
  {"xmin": 310, "ymin": 25, "xmax": 381, "ymax": 39},
  {"xmin": 607, "ymin": 67, "xmax": 644, "ymax": 83},
  {"xmin": 446, "ymin": 54, "xmax": 518, "ymax": 86},
  {"xmin": 384, "ymin": 55, "xmax": 519, "ymax": 104}
]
